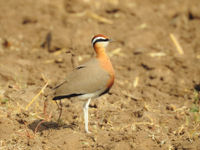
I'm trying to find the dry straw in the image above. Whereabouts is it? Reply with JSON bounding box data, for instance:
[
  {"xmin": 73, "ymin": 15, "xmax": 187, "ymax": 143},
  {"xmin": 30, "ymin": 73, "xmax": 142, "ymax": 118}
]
[
  {"xmin": 170, "ymin": 33, "xmax": 184, "ymax": 55},
  {"xmin": 25, "ymin": 82, "xmax": 48, "ymax": 110}
]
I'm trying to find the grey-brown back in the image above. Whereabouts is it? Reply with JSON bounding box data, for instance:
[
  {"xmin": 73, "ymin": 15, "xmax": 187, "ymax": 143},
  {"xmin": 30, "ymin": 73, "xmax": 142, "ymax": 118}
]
[{"xmin": 53, "ymin": 58, "xmax": 110, "ymax": 100}]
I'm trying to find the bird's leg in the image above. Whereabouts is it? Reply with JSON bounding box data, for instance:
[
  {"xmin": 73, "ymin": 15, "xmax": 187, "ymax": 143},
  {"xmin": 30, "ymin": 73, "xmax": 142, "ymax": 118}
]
[
  {"xmin": 55, "ymin": 100, "xmax": 63, "ymax": 122},
  {"xmin": 83, "ymin": 98, "xmax": 91, "ymax": 133},
  {"xmin": 58, "ymin": 100, "xmax": 63, "ymax": 122}
]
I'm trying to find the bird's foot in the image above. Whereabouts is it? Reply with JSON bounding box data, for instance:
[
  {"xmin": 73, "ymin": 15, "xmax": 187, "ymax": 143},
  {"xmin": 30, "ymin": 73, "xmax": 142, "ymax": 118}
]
[{"xmin": 85, "ymin": 129, "xmax": 91, "ymax": 134}]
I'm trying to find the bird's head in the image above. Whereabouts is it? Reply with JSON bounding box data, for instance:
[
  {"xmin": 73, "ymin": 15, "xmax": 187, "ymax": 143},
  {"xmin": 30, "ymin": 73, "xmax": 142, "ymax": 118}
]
[{"xmin": 91, "ymin": 34, "xmax": 111, "ymax": 48}]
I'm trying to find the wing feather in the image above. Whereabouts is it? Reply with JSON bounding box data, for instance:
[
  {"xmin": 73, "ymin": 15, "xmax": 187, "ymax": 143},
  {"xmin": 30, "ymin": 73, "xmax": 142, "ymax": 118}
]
[{"xmin": 53, "ymin": 59, "xmax": 110, "ymax": 98}]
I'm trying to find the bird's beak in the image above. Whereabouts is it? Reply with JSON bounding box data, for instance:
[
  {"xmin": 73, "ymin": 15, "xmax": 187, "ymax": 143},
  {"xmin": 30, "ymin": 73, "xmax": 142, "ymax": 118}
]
[
  {"xmin": 109, "ymin": 39, "xmax": 113, "ymax": 42},
  {"xmin": 109, "ymin": 39, "xmax": 118, "ymax": 43}
]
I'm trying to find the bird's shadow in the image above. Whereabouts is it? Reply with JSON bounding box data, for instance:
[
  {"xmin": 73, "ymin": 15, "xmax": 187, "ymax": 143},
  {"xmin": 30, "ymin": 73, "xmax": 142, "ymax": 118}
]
[{"xmin": 28, "ymin": 119, "xmax": 77, "ymax": 133}]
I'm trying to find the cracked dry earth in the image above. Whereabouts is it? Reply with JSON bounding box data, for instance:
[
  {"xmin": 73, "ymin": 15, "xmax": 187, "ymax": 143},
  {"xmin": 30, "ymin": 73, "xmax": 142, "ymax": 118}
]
[{"xmin": 0, "ymin": 0, "xmax": 200, "ymax": 149}]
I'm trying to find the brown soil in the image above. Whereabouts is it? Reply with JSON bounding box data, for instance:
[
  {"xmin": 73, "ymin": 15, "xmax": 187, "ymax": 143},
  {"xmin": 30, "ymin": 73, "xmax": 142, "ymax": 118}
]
[{"xmin": 0, "ymin": 0, "xmax": 200, "ymax": 149}]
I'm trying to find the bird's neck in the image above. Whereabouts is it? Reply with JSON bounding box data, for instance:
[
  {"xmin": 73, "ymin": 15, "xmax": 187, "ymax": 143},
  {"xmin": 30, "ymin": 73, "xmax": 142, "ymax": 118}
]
[
  {"xmin": 94, "ymin": 46, "xmax": 110, "ymax": 61},
  {"xmin": 95, "ymin": 47, "xmax": 107, "ymax": 58},
  {"xmin": 94, "ymin": 46, "xmax": 115, "ymax": 88}
]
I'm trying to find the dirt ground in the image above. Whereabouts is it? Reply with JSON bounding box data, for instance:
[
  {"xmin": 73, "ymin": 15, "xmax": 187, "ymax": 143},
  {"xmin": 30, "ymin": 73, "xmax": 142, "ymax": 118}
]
[{"xmin": 0, "ymin": 0, "xmax": 200, "ymax": 149}]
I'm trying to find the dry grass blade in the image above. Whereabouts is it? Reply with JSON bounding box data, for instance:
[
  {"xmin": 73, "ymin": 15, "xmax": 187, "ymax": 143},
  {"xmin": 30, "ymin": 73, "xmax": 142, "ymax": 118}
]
[
  {"xmin": 69, "ymin": 10, "xmax": 113, "ymax": 24},
  {"xmin": 53, "ymin": 48, "xmax": 68, "ymax": 56},
  {"xmin": 34, "ymin": 120, "xmax": 46, "ymax": 134},
  {"xmin": 108, "ymin": 0, "xmax": 119, "ymax": 5},
  {"xmin": 87, "ymin": 11, "xmax": 113, "ymax": 24},
  {"xmin": 108, "ymin": 48, "xmax": 125, "ymax": 57},
  {"xmin": 133, "ymin": 76, "xmax": 139, "ymax": 87},
  {"xmin": 138, "ymin": 23, "xmax": 147, "ymax": 29},
  {"xmin": 44, "ymin": 60, "xmax": 54, "ymax": 64},
  {"xmin": 34, "ymin": 98, "xmax": 53, "ymax": 133},
  {"xmin": 170, "ymin": 33, "xmax": 184, "ymax": 55},
  {"xmin": 34, "ymin": 111, "xmax": 52, "ymax": 133},
  {"xmin": 149, "ymin": 52, "xmax": 166, "ymax": 57},
  {"xmin": 23, "ymin": 121, "xmax": 35, "ymax": 139},
  {"xmin": 25, "ymin": 82, "xmax": 48, "ymax": 110}
]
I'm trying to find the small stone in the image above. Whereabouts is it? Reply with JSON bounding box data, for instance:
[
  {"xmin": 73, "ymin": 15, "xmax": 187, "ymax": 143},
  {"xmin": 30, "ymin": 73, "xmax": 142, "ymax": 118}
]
[
  {"xmin": 55, "ymin": 58, "xmax": 64, "ymax": 63},
  {"xmin": 166, "ymin": 105, "xmax": 174, "ymax": 111}
]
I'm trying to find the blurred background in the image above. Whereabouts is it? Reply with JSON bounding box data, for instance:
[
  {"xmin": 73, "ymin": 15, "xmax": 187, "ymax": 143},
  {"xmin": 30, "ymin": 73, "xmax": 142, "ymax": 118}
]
[{"xmin": 0, "ymin": 0, "xmax": 200, "ymax": 149}]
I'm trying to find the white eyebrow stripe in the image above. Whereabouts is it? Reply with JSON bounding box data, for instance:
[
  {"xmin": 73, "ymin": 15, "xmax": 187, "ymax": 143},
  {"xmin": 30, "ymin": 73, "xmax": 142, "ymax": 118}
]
[{"xmin": 92, "ymin": 37, "xmax": 106, "ymax": 45}]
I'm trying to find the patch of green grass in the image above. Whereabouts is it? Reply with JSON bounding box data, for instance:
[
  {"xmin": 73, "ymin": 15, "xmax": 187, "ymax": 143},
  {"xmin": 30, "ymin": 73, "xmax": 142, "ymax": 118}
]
[
  {"xmin": 0, "ymin": 98, "xmax": 9, "ymax": 104},
  {"xmin": 190, "ymin": 105, "xmax": 199, "ymax": 113},
  {"xmin": 189, "ymin": 90, "xmax": 200, "ymax": 124},
  {"xmin": 185, "ymin": 90, "xmax": 200, "ymax": 140},
  {"xmin": 190, "ymin": 90, "xmax": 200, "ymax": 112},
  {"xmin": 193, "ymin": 90, "xmax": 199, "ymax": 103}
]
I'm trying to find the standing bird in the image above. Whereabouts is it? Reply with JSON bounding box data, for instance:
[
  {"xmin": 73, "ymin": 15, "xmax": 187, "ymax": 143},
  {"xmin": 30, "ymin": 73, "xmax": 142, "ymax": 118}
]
[{"xmin": 52, "ymin": 34, "xmax": 115, "ymax": 133}]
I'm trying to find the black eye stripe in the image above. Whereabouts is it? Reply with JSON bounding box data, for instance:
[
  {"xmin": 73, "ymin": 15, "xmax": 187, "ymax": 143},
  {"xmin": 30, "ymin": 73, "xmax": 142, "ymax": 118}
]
[{"xmin": 92, "ymin": 38, "xmax": 109, "ymax": 46}]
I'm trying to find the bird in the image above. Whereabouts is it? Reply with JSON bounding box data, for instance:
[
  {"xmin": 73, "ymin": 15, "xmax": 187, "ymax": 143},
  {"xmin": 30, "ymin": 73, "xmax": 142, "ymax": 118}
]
[{"xmin": 52, "ymin": 34, "xmax": 115, "ymax": 133}]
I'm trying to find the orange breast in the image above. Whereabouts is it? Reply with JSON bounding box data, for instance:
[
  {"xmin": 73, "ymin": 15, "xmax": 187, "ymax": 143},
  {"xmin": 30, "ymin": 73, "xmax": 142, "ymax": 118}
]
[
  {"xmin": 98, "ymin": 55, "xmax": 115, "ymax": 88},
  {"xmin": 94, "ymin": 45, "xmax": 115, "ymax": 89}
]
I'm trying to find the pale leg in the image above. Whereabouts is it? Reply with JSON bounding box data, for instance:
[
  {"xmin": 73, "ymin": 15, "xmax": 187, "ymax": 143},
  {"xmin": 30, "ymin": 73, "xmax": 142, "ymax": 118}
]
[{"xmin": 83, "ymin": 98, "xmax": 91, "ymax": 133}]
